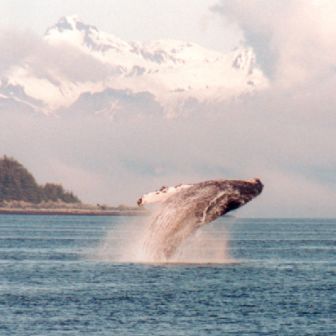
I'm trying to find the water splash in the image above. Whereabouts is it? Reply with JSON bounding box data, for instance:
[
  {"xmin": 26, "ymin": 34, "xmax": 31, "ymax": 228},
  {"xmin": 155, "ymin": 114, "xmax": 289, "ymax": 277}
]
[
  {"xmin": 95, "ymin": 178, "xmax": 263, "ymax": 264},
  {"xmin": 138, "ymin": 206, "xmax": 233, "ymax": 263},
  {"xmin": 95, "ymin": 211, "xmax": 236, "ymax": 264}
]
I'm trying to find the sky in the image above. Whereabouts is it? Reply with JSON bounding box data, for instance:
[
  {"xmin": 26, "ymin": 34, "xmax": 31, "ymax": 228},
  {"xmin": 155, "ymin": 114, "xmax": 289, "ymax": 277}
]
[
  {"xmin": 1, "ymin": 0, "xmax": 336, "ymax": 217},
  {"xmin": 0, "ymin": 0, "xmax": 239, "ymax": 52}
]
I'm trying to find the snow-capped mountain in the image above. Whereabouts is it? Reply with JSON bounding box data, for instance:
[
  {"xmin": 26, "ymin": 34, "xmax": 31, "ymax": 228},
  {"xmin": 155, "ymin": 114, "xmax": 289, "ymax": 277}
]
[{"xmin": 0, "ymin": 15, "xmax": 268, "ymax": 117}]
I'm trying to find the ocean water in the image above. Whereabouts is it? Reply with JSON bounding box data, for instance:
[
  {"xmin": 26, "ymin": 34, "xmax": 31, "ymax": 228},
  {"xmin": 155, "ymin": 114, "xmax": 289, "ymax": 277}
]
[{"xmin": 0, "ymin": 215, "xmax": 335, "ymax": 335}]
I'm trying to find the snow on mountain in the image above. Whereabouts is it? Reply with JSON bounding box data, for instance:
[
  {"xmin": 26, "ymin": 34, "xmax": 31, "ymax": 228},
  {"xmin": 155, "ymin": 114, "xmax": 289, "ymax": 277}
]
[{"xmin": 0, "ymin": 15, "xmax": 268, "ymax": 117}]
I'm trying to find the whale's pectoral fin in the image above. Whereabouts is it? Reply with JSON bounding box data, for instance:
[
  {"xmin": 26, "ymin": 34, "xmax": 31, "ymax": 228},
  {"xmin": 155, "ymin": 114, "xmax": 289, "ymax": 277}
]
[{"xmin": 137, "ymin": 184, "xmax": 192, "ymax": 206}]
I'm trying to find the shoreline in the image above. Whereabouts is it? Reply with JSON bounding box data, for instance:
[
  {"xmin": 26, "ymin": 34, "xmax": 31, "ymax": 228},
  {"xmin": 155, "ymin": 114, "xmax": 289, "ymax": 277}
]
[{"xmin": 0, "ymin": 208, "xmax": 148, "ymax": 216}]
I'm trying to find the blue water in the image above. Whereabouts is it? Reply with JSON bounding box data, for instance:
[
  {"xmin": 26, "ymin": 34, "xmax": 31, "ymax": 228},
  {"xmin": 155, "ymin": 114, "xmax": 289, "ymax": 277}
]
[{"xmin": 0, "ymin": 215, "xmax": 335, "ymax": 335}]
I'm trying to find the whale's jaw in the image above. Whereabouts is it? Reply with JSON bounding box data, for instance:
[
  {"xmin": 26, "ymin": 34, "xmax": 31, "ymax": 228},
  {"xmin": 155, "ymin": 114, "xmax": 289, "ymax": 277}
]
[{"xmin": 139, "ymin": 178, "xmax": 263, "ymax": 261}]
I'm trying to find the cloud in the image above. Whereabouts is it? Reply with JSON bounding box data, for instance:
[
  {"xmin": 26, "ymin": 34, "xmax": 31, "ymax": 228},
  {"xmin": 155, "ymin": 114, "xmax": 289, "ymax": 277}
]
[
  {"xmin": 207, "ymin": 0, "xmax": 336, "ymax": 216},
  {"xmin": 238, "ymin": 167, "xmax": 336, "ymax": 217},
  {"xmin": 1, "ymin": 7, "xmax": 335, "ymax": 217},
  {"xmin": 212, "ymin": 0, "xmax": 336, "ymax": 86},
  {"xmin": 0, "ymin": 28, "xmax": 116, "ymax": 84},
  {"xmin": 1, "ymin": 92, "xmax": 335, "ymax": 216},
  {"xmin": 0, "ymin": 29, "xmax": 39, "ymax": 75},
  {"xmin": 30, "ymin": 41, "xmax": 117, "ymax": 83}
]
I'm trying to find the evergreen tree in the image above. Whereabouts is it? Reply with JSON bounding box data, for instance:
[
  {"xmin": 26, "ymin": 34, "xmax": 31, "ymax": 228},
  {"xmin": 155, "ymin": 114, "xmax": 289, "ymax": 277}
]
[
  {"xmin": 0, "ymin": 156, "xmax": 80, "ymax": 204},
  {"xmin": 42, "ymin": 183, "xmax": 80, "ymax": 203}
]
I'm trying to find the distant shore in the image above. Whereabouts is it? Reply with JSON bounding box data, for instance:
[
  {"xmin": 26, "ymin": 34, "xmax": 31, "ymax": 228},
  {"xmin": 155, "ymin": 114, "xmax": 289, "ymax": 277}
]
[{"xmin": 0, "ymin": 208, "xmax": 148, "ymax": 216}]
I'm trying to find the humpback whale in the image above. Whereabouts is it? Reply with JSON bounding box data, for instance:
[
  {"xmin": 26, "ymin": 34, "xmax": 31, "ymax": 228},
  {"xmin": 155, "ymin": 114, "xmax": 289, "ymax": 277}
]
[{"xmin": 138, "ymin": 178, "xmax": 263, "ymax": 261}]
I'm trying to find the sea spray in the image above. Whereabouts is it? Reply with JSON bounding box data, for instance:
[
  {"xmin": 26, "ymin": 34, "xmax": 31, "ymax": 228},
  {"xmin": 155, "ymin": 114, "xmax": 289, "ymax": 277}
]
[
  {"xmin": 94, "ymin": 217, "xmax": 147, "ymax": 262},
  {"xmin": 135, "ymin": 203, "xmax": 237, "ymax": 263},
  {"xmin": 170, "ymin": 219, "xmax": 235, "ymax": 263},
  {"xmin": 94, "ymin": 214, "xmax": 235, "ymax": 264},
  {"xmin": 95, "ymin": 178, "xmax": 263, "ymax": 263}
]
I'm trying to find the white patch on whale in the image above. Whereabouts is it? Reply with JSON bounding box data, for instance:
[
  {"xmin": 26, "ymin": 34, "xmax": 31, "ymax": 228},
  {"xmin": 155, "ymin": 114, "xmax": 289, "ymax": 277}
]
[{"xmin": 137, "ymin": 184, "xmax": 192, "ymax": 206}]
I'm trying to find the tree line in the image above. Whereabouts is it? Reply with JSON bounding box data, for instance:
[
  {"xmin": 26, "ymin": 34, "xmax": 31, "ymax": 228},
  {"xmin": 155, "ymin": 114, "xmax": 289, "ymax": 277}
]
[{"xmin": 0, "ymin": 156, "xmax": 80, "ymax": 204}]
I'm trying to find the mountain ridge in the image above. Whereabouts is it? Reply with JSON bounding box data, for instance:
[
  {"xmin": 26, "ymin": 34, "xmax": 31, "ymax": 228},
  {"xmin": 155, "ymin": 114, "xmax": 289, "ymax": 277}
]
[{"xmin": 0, "ymin": 15, "xmax": 268, "ymax": 118}]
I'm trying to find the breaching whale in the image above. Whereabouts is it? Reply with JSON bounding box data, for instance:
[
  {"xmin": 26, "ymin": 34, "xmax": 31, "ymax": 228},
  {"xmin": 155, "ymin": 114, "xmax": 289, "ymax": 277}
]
[{"xmin": 137, "ymin": 178, "xmax": 263, "ymax": 261}]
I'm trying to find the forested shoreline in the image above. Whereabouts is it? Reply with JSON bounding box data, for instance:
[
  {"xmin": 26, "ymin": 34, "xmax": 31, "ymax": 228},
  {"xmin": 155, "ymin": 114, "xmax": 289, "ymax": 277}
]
[{"xmin": 0, "ymin": 156, "xmax": 80, "ymax": 204}]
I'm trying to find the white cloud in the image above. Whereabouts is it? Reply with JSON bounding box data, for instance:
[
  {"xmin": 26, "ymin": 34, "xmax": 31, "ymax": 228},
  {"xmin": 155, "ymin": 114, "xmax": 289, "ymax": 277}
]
[
  {"xmin": 238, "ymin": 168, "xmax": 336, "ymax": 217},
  {"xmin": 1, "ymin": 4, "xmax": 335, "ymax": 216},
  {"xmin": 212, "ymin": 0, "xmax": 336, "ymax": 86}
]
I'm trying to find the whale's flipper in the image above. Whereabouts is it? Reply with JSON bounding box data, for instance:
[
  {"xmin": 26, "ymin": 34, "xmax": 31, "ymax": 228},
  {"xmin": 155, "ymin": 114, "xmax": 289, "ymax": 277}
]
[{"xmin": 137, "ymin": 184, "xmax": 192, "ymax": 206}]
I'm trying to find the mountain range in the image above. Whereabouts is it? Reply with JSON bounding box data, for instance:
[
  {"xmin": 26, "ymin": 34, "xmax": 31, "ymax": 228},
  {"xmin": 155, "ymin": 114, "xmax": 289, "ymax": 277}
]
[{"xmin": 0, "ymin": 15, "xmax": 268, "ymax": 118}]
